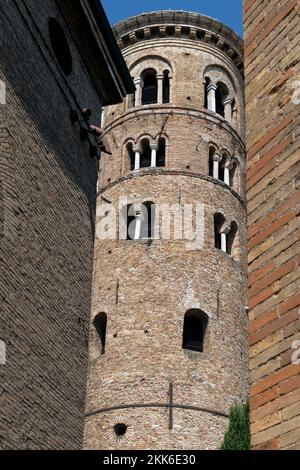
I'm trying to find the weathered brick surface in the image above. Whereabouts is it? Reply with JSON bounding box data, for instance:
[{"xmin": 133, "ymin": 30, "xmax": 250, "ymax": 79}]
[
  {"xmin": 245, "ymin": 0, "xmax": 300, "ymax": 450},
  {"xmin": 84, "ymin": 12, "xmax": 248, "ymax": 450},
  {"xmin": 0, "ymin": 0, "xmax": 101, "ymax": 449}
]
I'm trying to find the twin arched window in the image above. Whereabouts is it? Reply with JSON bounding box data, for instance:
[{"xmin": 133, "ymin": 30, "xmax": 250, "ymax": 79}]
[
  {"xmin": 209, "ymin": 146, "xmax": 237, "ymax": 188},
  {"xmin": 205, "ymin": 77, "xmax": 236, "ymax": 125},
  {"xmin": 123, "ymin": 201, "xmax": 155, "ymax": 241},
  {"xmin": 214, "ymin": 213, "xmax": 238, "ymax": 256}
]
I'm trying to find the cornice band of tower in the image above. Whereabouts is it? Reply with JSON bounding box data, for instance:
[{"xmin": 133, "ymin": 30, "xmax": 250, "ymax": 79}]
[
  {"xmin": 102, "ymin": 106, "xmax": 246, "ymax": 153},
  {"xmin": 113, "ymin": 11, "xmax": 243, "ymax": 74},
  {"xmin": 98, "ymin": 169, "xmax": 247, "ymax": 208}
]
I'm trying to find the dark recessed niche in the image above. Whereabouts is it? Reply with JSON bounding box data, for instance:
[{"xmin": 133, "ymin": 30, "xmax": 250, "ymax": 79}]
[
  {"xmin": 48, "ymin": 18, "xmax": 73, "ymax": 75},
  {"xmin": 114, "ymin": 423, "xmax": 127, "ymax": 437}
]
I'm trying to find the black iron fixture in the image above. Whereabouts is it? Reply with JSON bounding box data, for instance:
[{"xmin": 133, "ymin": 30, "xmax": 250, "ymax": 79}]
[{"xmin": 70, "ymin": 108, "xmax": 111, "ymax": 159}]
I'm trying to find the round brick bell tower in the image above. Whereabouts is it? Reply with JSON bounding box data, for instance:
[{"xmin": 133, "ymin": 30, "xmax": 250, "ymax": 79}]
[{"xmin": 84, "ymin": 11, "xmax": 248, "ymax": 450}]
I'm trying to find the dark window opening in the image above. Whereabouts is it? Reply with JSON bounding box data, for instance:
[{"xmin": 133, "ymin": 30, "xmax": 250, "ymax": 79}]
[
  {"xmin": 127, "ymin": 143, "xmax": 135, "ymax": 171},
  {"xmin": 219, "ymin": 155, "xmax": 227, "ymax": 182},
  {"xmin": 123, "ymin": 204, "xmax": 136, "ymax": 241},
  {"xmin": 142, "ymin": 69, "xmax": 158, "ymax": 105},
  {"xmin": 215, "ymin": 82, "xmax": 229, "ymax": 118},
  {"xmin": 182, "ymin": 309, "xmax": 208, "ymax": 352},
  {"xmin": 227, "ymin": 221, "xmax": 238, "ymax": 255},
  {"xmin": 93, "ymin": 312, "xmax": 107, "ymax": 355},
  {"xmin": 214, "ymin": 213, "xmax": 225, "ymax": 250},
  {"xmin": 48, "ymin": 18, "xmax": 72, "ymax": 75},
  {"xmin": 114, "ymin": 423, "xmax": 127, "ymax": 437},
  {"xmin": 140, "ymin": 139, "xmax": 151, "ymax": 168},
  {"xmin": 157, "ymin": 138, "xmax": 166, "ymax": 167},
  {"xmin": 163, "ymin": 70, "xmax": 170, "ymax": 103},
  {"xmin": 204, "ymin": 77, "xmax": 211, "ymax": 109},
  {"xmin": 140, "ymin": 201, "xmax": 155, "ymax": 239}
]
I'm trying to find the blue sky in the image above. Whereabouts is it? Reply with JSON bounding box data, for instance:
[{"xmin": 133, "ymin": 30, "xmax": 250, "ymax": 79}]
[{"xmin": 102, "ymin": 0, "xmax": 243, "ymax": 37}]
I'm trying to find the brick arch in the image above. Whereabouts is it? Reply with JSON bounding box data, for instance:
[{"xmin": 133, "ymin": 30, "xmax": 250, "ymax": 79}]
[
  {"xmin": 129, "ymin": 54, "xmax": 173, "ymax": 78},
  {"xmin": 204, "ymin": 64, "xmax": 236, "ymax": 96}
]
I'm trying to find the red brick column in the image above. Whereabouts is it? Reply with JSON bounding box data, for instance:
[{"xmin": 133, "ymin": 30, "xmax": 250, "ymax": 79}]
[{"xmin": 245, "ymin": 0, "xmax": 300, "ymax": 450}]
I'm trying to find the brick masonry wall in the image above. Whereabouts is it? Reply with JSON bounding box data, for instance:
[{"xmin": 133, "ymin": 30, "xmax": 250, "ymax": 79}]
[
  {"xmin": 244, "ymin": 0, "xmax": 300, "ymax": 450},
  {"xmin": 84, "ymin": 14, "xmax": 249, "ymax": 450},
  {"xmin": 0, "ymin": 0, "xmax": 101, "ymax": 449}
]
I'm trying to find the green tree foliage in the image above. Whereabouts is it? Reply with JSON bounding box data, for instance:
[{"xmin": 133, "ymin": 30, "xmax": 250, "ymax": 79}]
[{"xmin": 220, "ymin": 402, "xmax": 251, "ymax": 450}]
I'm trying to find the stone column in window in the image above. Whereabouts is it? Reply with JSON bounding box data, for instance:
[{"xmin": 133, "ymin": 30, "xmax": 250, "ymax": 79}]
[
  {"xmin": 150, "ymin": 144, "xmax": 158, "ymax": 167},
  {"xmin": 168, "ymin": 74, "xmax": 173, "ymax": 103},
  {"xmin": 133, "ymin": 78, "xmax": 144, "ymax": 107},
  {"xmin": 134, "ymin": 210, "xmax": 142, "ymax": 240},
  {"xmin": 133, "ymin": 146, "xmax": 141, "ymax": 171},
  {"xmin": 213, "ymin": 153, "xmax": 222, "ymax": 179},
  {"xmin": 221, "ymin": 224, "xmax": 231, "ymax": 253},
  {"xmin": 223, "ymin": 98, "xmax": 232, "ymax": 122},
  {"xmin": 157, "ymin": 74, "xmax": 164, "ymax": 104},
  {"xmin": 207, "ymin": 83, "xmax": 217, "ymax": 112},
  {"xmin": 224, "ymin": 160, "xmax": 233, "ymax": 186}
]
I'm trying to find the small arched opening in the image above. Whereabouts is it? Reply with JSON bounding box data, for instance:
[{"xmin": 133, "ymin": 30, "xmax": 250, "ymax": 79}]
[
  {"xmin": 182, "ymin": 309, "xmax": 209, "ymax": 352},
  {"xmin": 140, "ymin": 201, "xmax": 155, "ymax": 239},
  {"xmin": 214, "ymin": 213, "xmax": 225, "ymax": 250},
  {"xmin": 163, "ymin": 70, "xmax": 170, "ymax": 103},
  {"xmin": 227, "ymin": 221, "xmax": 238, "ymax": 256},
  {"xmin": 157, "ymin": 138, "xmax": 166, "ymax": 167},
  {"xmin": 204, "ymin": 77, "xmax": 211, "ymax": 109},
  {"xmin": 127, "ymin": 142, "xmax": 135, "ymax": 171},
  {"xmin": 140, "ymin": 139, "xmax": 152, "ymax": 168},
  {"xmin": 93, "ymin": 312, "xmax": 107, "ymax": 356},
  {"xmin": 215, "ymin": 82, "xmax": 229, "ymax": 118},
  {"xmin": 209, "ymin": 146, "xmax": 216, "ymax": 177}
]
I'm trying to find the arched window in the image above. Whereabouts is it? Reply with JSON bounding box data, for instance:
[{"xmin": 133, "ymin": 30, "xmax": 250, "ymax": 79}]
[
  {"xmin": 127, "ymin": 142, "xmax": 135, "ymax": 171},
  {"xmin": 209, "ymin": 146, "xmax": 216, "ymax": 177},
  {"xmin": 215, "ymin": 82, "xmax": 229, "ymax": 118},
  {"xmin": 219, "ymin": 154, "xmax": 227, "ymax": 182},
  {"xmin": 142, "ymin": 69, "xmax": 158, "ymax": 105},
  {"xmin": 163, "ymin": 70, "xmax": 170, "ymax": 103},
  {"xmin": 214, "ymin": 213, "xmax": 225, "ymax": 250},
  {"xmin": 182, "ymin": 309, "xmax": 208, "ymax": 352},
  {"xmin": 157, "ymin": 138, "xmax": 166, "ymax": 167},
  {"xmin": 122, "ymin": 204, "xmax": 137, "ymax": 240},
  {"xmin": 122, "ymin": 202, "xmax": 155, "ymax": 240},
  {"xmin": 93, "ymin": 313, "xmax": 107, "ymax": 355},
  {"xmin": 227, "ymin": 221, "xmax": 238, "ymax": 256},
  {"xmin": 140, "ymin": 139, "xmax": 151, "ymax": 168},
  {"xmin": 140, "ymin": 201, "xmax": 155, "ymax": 239}
]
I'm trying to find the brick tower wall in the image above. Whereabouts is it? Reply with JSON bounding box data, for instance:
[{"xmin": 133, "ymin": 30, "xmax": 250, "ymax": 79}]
[
  {"xmin": 84, "ymin": 11, "xmax": 249, "ymax": 450},
  {"xmin": 244, "ymin": 0, "xmax": 300, "ymax": 450}
]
